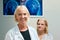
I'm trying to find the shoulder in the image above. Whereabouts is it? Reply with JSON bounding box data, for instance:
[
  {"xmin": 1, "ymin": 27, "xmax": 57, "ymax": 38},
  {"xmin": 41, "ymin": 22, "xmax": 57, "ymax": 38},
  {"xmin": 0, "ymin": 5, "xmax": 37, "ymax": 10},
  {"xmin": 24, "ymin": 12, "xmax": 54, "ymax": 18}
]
[
  {"xmin": 48, "ymin": 33, "xmax": 53, "ymax": 37},
  {"xmin": 47, "ymin": 33, "xmax": 53, "ymax": 40},
  {"xmin": 5, "ymin": 26, "xmax": 17, "ymax": 36},
  {"xmin": 5, "ymin": 26, "xmax": 17, "ymax": 40}
]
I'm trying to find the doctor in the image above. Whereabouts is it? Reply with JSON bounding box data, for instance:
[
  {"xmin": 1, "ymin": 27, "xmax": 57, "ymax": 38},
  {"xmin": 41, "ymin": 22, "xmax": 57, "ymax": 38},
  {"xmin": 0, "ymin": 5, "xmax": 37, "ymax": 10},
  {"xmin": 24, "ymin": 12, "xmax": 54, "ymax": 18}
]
[{"xmin": 5, "ymin": 5, "xmax": 39, "ymax": 40}]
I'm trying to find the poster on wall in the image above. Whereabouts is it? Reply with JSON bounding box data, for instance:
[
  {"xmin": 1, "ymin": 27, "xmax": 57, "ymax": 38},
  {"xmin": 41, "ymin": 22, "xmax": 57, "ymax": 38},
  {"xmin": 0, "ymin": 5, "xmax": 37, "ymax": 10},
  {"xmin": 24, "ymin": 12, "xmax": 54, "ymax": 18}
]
[{"xmin": 3, "ymin": 0, "xmax": 42, "ymax": 16}]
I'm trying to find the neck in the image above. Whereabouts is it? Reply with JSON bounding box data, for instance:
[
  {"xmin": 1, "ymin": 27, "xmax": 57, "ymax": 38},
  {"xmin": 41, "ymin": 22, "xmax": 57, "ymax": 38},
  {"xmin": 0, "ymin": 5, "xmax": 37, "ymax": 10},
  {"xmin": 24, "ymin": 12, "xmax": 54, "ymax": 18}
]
[
  {"xmin": 38, "ymin": 31, "xmax": 45, "ymax": 40},
  {"xmin": 38, "ymin": 30, "xmax": 45, "ymax": 36},
  {"xmin": 18, "ymin": 23, "xmax": 28, "ymax": 32}
]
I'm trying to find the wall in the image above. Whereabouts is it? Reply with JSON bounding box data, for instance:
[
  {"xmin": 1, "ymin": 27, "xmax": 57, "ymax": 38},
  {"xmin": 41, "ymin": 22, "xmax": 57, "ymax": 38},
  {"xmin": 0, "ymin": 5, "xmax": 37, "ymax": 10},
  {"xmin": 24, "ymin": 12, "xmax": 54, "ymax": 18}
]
[{"xmin": 0, "ymin": 0, "xmax": 60, "ymax": 40}]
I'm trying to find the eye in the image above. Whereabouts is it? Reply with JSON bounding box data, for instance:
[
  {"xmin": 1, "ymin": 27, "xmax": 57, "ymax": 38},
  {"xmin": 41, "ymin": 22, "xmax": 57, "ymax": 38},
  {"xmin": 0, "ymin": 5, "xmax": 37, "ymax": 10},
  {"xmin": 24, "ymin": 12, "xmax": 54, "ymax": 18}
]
[
  {"xmin": 18, "ymin": 14, "xmax": 21, "ymax": 16},
  {"xmin": 37, "ymin": 23, "xmax": 40, "ymax": 25},
  {"xmin": 24, "ymin": 13, "xmax": 26, "ymax": 15},
  {"xmin": 41, "ymin": 24, "xmax": 44, "ymax": 25}
]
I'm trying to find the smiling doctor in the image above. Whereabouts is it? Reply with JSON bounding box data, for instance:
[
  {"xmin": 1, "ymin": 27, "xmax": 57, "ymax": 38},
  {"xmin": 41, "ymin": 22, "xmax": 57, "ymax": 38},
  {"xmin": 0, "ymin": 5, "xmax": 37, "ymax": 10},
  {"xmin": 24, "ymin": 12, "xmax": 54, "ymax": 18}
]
[{"xmin": 5, "ymin": 5, "xmax": 39, "ymax": 40}]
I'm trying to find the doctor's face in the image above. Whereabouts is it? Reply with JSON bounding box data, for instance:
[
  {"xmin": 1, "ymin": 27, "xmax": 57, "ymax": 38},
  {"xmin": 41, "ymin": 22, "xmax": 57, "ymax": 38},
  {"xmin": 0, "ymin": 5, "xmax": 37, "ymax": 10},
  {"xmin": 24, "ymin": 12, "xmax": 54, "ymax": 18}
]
[
  {"xmin": 37, "ymin": 20, "xmax": 46, "ymax": 31},
  {"xmin": 15, "ymin": 6, "xmax": 29, "ymax": 25}
]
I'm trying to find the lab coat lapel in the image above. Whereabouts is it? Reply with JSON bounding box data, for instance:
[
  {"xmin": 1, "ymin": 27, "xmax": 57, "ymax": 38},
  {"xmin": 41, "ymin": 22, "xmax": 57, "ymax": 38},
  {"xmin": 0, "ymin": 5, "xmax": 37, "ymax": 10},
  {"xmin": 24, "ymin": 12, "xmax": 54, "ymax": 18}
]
[{"xmin": 15, "ymin": 26, "xmax": 24, "ymax": 40}]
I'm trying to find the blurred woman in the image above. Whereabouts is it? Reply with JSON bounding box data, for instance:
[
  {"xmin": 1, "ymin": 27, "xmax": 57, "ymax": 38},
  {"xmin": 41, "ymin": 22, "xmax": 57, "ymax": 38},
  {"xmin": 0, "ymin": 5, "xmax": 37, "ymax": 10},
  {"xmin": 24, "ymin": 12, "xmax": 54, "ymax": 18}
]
[{"xmin": 37, "ymin": 18, "xmax": 53, "ymax": 40}]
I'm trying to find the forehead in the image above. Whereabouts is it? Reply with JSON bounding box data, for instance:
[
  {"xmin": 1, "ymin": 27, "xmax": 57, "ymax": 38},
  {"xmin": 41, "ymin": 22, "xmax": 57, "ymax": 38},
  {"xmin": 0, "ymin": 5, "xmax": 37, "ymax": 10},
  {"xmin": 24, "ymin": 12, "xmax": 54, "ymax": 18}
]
[
  {"xmin": 38, "ymin": 20, "xmax": 45, "ymax": 24},
  {"xmin": 17, "ymin": 8, "xmax": 28, "ymax": 13},
  {"xmin": 17, "ymin": 6, "xmax": 28, "ymax": 13}
]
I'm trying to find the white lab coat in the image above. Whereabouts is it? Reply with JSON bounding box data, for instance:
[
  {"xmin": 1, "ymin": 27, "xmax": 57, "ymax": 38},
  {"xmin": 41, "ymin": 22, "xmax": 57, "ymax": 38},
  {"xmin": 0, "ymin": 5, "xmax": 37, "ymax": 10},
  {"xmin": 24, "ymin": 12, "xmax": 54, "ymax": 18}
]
[
  {"xmin": 39, "ymin": 33, "xmax": 53, "ymax": 40},
  {"xmin": 5, "ymin": 25, "xmax": 39, "ymax": 40}
]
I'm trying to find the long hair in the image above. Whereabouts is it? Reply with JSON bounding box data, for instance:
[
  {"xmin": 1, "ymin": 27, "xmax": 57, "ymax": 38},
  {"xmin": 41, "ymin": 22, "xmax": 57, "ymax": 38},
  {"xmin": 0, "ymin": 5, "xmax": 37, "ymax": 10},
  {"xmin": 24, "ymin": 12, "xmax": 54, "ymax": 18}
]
[{"xmin": 37, "ymin": 18, "xmax": 48, "ymax": 34}]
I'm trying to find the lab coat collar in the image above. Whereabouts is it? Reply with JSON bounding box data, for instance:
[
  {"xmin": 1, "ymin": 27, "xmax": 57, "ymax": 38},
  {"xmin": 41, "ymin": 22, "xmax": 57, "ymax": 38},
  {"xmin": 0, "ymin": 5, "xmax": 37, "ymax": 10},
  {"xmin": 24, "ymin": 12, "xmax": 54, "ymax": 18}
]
[
  {"xmin": 14, "ymin": 25, "xmax": 24, "ymax": 40},
  {"xmin": 15, "ymin": 25, "xmax": 33, "ymax": 40}
]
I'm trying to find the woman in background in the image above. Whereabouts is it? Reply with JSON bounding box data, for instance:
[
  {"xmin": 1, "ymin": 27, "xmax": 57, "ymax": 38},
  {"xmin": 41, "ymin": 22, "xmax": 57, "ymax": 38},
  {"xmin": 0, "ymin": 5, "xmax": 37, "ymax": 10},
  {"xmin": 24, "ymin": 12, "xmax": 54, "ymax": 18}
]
[{"xmin": 37, "ymin": 18, "xmax": 53, "ymax": 40}]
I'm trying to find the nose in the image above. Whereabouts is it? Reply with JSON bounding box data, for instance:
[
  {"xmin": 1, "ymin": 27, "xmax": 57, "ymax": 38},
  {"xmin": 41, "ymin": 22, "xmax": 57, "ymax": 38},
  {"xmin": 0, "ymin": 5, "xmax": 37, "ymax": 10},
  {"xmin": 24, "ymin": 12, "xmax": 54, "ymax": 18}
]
[
  {"xmin": 40, "ymin": 25, "xmax": 41, "ymax": 26},
  {"xmin": 21, "ymin": 15, "xmax": 24, "ymax": 18}
]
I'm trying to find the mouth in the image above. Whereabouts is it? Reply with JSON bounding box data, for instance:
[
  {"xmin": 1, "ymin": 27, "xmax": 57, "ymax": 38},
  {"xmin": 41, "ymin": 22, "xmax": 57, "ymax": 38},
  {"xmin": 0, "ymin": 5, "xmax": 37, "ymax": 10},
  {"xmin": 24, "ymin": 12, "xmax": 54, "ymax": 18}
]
[
  {"xmin": 38, "ymin": 27, "xmax": 41, "ymax": 29},
  {"xmin": 20, "ymin": 18, "xmax": 26, "ymax": 23}
]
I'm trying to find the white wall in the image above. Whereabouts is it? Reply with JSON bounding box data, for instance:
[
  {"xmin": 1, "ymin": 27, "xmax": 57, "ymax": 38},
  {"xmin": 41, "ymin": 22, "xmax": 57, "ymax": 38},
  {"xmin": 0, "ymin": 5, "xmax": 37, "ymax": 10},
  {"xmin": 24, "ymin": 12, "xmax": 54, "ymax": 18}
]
[{"xmin": 0, "ymin": 0, "xmax": 60, "ymax": 40}]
